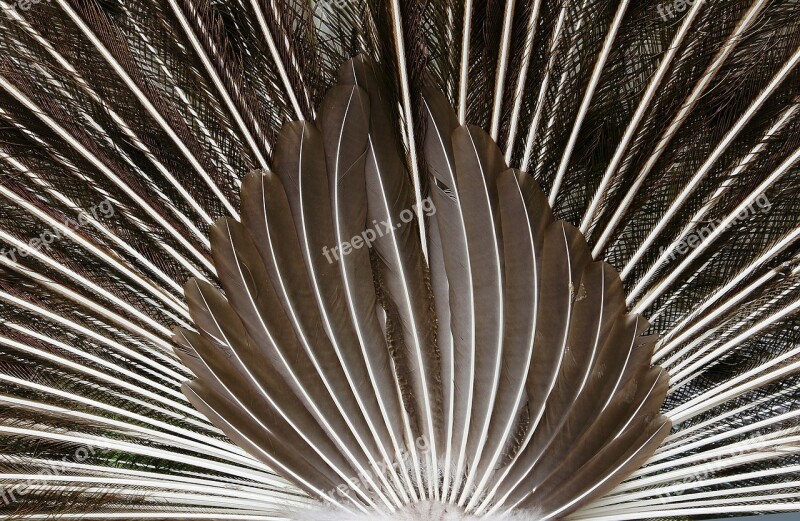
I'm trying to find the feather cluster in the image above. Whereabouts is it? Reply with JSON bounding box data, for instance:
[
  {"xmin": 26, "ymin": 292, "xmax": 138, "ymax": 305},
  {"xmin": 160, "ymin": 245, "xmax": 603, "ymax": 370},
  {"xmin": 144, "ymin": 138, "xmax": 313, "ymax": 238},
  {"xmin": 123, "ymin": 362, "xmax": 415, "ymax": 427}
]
[
  {"xmin": 0, "ymin": 0, "xmax": 799, "ymax": 519},
  {"xmin": 175, "ymin": 57, "xmax": 670, "ymax": 519}
]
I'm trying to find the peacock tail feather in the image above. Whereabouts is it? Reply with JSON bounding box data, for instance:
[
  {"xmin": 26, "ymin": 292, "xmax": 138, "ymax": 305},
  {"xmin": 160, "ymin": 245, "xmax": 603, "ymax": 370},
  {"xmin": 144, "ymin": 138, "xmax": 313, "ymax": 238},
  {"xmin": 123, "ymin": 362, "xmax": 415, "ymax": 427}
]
[{"xmin": 0, "ymin": 0, "xmax": 798, "ymax": 520}]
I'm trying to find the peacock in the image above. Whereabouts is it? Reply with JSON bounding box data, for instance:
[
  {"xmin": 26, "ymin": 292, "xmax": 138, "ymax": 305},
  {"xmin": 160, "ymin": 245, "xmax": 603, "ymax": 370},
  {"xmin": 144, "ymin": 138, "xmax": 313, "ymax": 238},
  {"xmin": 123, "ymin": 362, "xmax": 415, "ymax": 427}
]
[{"xmin": 0, "ymin": 0, "xmax": 798, "ymax": 519}]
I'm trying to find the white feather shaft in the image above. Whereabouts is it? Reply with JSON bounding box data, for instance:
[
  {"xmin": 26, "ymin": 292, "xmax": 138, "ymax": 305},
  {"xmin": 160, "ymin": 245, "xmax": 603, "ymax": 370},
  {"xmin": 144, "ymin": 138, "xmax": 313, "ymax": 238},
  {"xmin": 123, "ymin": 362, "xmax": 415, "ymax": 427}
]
[
  {"xmin": 654, "ymin": 267, "xmax": 785, "ymax": 362},
  {"xmin": 667, "ymin": 281, "xmax": 800, "ymax": 383},
  {"xmin": 18, "ymin": 458, "xmax": 289, "ymax": 492},
  {"xmin": 630, "ymin": 142, "xmax": 800, "ymax": 311},
  {"xmin": 0, "ymin": 426, "xmax": 266, "ymax": 487},
  {"xmin": 660, "ymin": 383, "xmax": 798, "ymax": 450},
  {"xmin": 0, "ymin": 161, "xmax": 189, "ymax": 320},
  {"xmin": 548, "ymin": 0, "xmax": 630, "ymax": 205},
  {"xmin": 670, "ymin": 335, "xmax": 800, "ymax": 423},
  {"xmin": 466, "ymin": 177, "xmax": 539, "ymax": 511},
  {"xmin": 0, "ymin": 329, "xmax": 204, "ymax": 421},
  {"xmin": 582, "ymin": 0, "xmax": 737, "ymax": 238},
  {"xmin": 521, "ymin": 6, "xmax": 567, "ymax": 171},
  {"xmin": 458, "ymin": 0, "xmax": 474, "ymax": 123},
  {"xmin": 168, "ymin": 0, "xmax": 271, "ymax": 170},
  {"xmin": 652, "ymin": 409, "xmax": 800, "ymax": 464},
  {"xmin": 0, "ymin": 395, "xmax": 256, "ymax": 469},
  {"xmin": 0, "ymin": 0, "xmax": 217, "ymax": 232},
  {"xmin": 389, "ymin": 0, "xmax": 429, "ymax": 261},
  {"xmin": 621, "ymin": 45, "xmax": 800, "ymax": 282},
  {"xmin": 249, "ymin": 0, "xmax": 306, "ymax": 120},
  {"xmin": 490, "ymin": 0, "xmax": 517, "ymax": 139},
  {"xmin": 456, "ymin": 131, "xmax": 506, "ymax": 508},
  {"xmin": 54, "ymin": 0, "xmax": 239, "ymax": 218},
  {"xmin": 504, "ymin": 0, "xmax": 542, "ymax": 164},
  {"xmin": 0, "ymin": 373, "xmax": 248, "ymax": 463},
  {"xmin": 654, "ymin": 230, "xmax": 800, "ymax": 361},
  {"xmin": 0, "ymin": 290, "xmax": 187, "ymax": 383},
  {"xmin": 589, "ymin": 464, "xmax": 800, "ymax": 509},
  {"xmin": 625, "ymin": 431, "xmax": 799, "ymax": 484},
  {"xmin": 0, "ymin": 74, "xmax": 216, "ymax": 274},
  {"xmin": 0, "ymin": 226, "xmax": 181, "ymax": 344}
]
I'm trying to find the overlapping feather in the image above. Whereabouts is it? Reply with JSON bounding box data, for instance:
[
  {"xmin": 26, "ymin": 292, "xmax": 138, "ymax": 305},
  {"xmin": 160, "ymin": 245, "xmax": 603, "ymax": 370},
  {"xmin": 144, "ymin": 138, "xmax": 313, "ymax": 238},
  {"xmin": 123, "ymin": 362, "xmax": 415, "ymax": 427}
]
[
  {"xmin": 0, "ymin": 0, "xmax": 798, "ymax": 519},
  {"xmin": 170, "ymin": 58, "xmax": 670, "ymax": 520}
]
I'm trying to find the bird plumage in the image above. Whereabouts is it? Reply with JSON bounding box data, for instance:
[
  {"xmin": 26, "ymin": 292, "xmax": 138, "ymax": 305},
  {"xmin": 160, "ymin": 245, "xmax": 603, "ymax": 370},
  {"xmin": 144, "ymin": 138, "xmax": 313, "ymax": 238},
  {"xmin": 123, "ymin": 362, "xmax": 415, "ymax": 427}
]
[{"xmin": 0, "ymin": 0, "xmax": 799, "ymax": 519}]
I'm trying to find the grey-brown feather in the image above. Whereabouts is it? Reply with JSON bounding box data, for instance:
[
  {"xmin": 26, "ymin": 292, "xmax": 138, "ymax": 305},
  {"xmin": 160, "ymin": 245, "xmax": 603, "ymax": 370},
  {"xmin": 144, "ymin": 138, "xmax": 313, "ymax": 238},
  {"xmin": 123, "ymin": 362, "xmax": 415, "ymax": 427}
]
[{"xmin": 173, "ymin": 58, "xmax": 670, "ymax": 519}]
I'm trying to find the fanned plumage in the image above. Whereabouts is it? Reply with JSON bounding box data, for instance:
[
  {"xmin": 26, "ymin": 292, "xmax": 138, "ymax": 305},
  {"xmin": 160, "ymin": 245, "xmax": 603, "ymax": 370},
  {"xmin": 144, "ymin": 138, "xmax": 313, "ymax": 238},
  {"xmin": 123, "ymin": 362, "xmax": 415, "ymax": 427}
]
[
  {"xmin": 0, "ymin": 0, "xmax": 798, "ymax": 520},
  {"xmin": 169, "ymin": 61, "xmax": 669, "ymax": 519}
]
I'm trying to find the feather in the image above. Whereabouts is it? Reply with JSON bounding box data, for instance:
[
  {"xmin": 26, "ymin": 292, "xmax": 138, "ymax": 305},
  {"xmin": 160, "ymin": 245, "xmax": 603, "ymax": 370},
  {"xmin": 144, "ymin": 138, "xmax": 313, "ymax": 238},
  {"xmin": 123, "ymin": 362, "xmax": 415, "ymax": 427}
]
[
  {"xmin": 270, "ymin": 115, "xmax": 412, "ymax": 503},
  {"xmin": 385, "ymin": 3, "xmax": 428, "ymax": 256},
  {"xmin": 422, "ymin": 80, "xmax": 473, "ymax": 501},
  {"xmin": 584, "ymin": 0, "xmax": 771, "ymax": 243},
  {"xmin": 316, "ymin": 82, "xmax": 414, "ymax": 503},
  {"xmin": 490, "ymin": 0, "xmax": 517, "ymax": 140},
  {"xmin": 503, "ymin": 0, "xmax": 542, "ymax": 164},
  {"xmin": 485, "ymin": 314, "xmax": 658, "ymax": 514},
  {"xmin": 531, "ymin": 416, "xmax": 672, "ymax": 519},
  {"xmin": 340, "ymin": 56, "xmax": 441, "ymax": 497},
  {"xmin": 463, "ymin": 169, "xmax": 542, "ymax": 510},
  {"xmin": 168, "ymin": 0, "xmax": 272, "ymax": 170},
  {"xmin": 547, "ymin": 0, "xmax": 630, "ymax": 205},
  {"xmin": 271, "ymin": 117, "xmax": 405, "ymax": 459},
  {"xmin": 449, "ymin": 125, "xmax": 507, "ymax": 506},
  {"xmin": 2, "ymin": 1, "xmax": 800, "ymax": 519},
  {"xmin": 210, "ymin": 216, "xmax": 396, "ymax": 497},
  {"xmin": 482, "ymin": 260, "xmax": 625, "ymax": 508},
  {"xmin": 178, "ymin": 283, "xmax": 365, "ymax": 492},
  {"xmin": 181, "ymin": 379, "xmax": 343, "ymax": 503},
  {"xmin": 239, "ymin": 169, "xmax": 406, "ymax": 499}
]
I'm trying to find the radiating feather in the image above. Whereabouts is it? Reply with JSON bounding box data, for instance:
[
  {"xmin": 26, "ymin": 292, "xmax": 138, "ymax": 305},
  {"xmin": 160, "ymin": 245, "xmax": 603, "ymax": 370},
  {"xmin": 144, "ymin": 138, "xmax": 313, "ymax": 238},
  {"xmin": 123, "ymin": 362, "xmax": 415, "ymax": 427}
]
[
  {"xmin": 239, "ymin": 169, "xmax": 388, "ymax": 480},
  {"xmin": 173, "ymin": 331, "xmax": 347, "ymax": 500},
  {"xmin": 524, "ymin": 222, "xmax": 591, "ymax": 433},
  {"xmin": 339, "ymin": 57, "xmax": 441, "ymax": 495},
  {"xmin": 209, "ymin": 215, "xmax": 392, "ymax": 497},
  {"xmin": 427, "ymin": 211, "xmax": 455, "ymax": 463},
  {"xmin": 3, "ymin": 1, "xmax": 799, "ymax": 515},
  {"xmin": 529, "ymin": 416, "xmax": 672, "ymax": 519},
  {"xmin": 507, "ymin": 261, "xmax": 624, "ymax": 484},
  {"xmin": 317, "ymin": 82, "xmax": 417, "ymax": 501},
  {"xmin": 179, "ymin": 281, "xmax": 365, "ymax": 495},
  {"xmin": 271, "ymin": 119, "xmax": 396, "ymax": 437},
  {"xmin": 488, "ymin": 312, "xmax": 651, "ymax": 512},
  {"xmin": 422, "ymin": 81, "xmax": 474, "ymax": 501},
  {"xmin": 181, "ymin": 380, "xmax": 345, "ymax": 504},
  {"xmin": 270, "ymin": 102, "xmax": 411, "ymax": 502},
  {"xmin": 450, "ymin": 124, "xmax": 508, "ymax": 505},
  {"xmin": 520, "ymin": 365, "xmax": 668, "ymax": 506},
  {"xmin": 465, "ymin": 168, "xmax": 540, "ymax": 510}
]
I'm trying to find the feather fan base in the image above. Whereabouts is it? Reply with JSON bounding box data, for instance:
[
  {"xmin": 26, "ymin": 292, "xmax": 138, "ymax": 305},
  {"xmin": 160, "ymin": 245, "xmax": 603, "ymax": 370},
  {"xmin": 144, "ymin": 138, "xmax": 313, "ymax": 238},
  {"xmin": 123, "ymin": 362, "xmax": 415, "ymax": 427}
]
[{"xmin": 291, "ymin": 501, "xmax": 541, "ymax": 521}]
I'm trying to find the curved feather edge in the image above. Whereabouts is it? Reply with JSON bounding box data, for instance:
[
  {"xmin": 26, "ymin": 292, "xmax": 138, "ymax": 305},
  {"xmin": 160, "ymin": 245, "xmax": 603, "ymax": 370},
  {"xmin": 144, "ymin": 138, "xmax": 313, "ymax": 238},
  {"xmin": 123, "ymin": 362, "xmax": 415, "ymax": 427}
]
[{"xmin": 176, "ymin": 59, "xmax": 670, "ymax": 520}]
